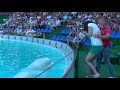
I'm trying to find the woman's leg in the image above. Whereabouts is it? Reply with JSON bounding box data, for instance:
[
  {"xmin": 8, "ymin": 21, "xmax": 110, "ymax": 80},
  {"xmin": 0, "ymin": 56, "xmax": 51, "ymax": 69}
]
[{"xmin": 85, "ymin": 53, "xmax": 98, "ymax": 75}]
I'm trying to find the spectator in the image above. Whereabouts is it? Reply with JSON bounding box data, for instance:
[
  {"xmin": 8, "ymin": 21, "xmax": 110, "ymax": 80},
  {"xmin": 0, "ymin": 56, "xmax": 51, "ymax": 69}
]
[
  {"xmin": 66, "ymin": 19, "xmax": 75, "ymax": 30},
  {"xmin": 15, "ymin": 25, "xmax": 22, "ymax": 35},
  {"xmin": 94, "ymin": 16, "xmax": 117, "ymax": 78},
  {"xmin": 55, "ymin": 18, "xmax": 61, "ymax": 27},
  {"xmin": 72, "ymin": 28, "xmax": 86, "ymax": 47}
]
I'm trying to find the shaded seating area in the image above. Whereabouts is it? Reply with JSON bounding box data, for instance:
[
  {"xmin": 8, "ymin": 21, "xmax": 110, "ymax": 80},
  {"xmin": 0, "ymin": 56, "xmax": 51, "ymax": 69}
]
[
  {"xmin": 81, "ymin": 39, "xmax": 91, "ymax": 46},
  {"xmin": 41, "ymin": 28, "xmax": 53, "ymax": 34},
  {"xmin": 114, "ymin": 32, "xmax": 120, "ymax": 39},
  {"xmin": 59, "ymin": 29, "xmax": 73, "ymax": 34},
  {"xmin": 111, "ymin": 31, "xmax": 120, "ymax": 39},
  {"xmin": 111, "ymin": 31, "xmax": 116, "ymax": 38},
  {"xmin": 50, "ymin": 35, "xmax": 74, "ymax": 42},
  {"xmin": 81, "ymin": 39, "xmax": 114, "ymax": 47}
]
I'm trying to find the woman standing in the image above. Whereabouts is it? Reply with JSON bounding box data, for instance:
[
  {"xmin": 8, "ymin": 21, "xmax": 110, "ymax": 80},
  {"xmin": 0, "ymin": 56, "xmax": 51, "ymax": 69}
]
[{"xmin": 81, "ymin": 21, "xmax": 104, "ymax": 78}]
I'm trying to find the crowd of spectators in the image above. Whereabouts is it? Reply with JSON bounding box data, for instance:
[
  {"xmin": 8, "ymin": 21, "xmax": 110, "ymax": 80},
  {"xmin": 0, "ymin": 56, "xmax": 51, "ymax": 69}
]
[
  {"xmin": 0, "ymin": 12, "xmax": 73, "ymax": 37},
  {"xmin": 0, "ymin": 12, "xmax": 120, "ymax": 38}
]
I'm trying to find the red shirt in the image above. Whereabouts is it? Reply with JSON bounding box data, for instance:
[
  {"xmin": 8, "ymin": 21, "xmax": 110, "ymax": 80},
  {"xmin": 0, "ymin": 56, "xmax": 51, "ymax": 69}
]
[
  {"xmin": 100, "ymin": 25, "xmax": 111, "ymax": 48},
  {"xmin": 37, "ymin": 19, "xmax": 41, "ymax": 25}
]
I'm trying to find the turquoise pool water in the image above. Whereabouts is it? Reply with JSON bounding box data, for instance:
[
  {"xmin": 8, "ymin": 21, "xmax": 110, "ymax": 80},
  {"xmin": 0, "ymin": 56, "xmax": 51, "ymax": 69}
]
[{"xmin": 0, "ymin": 39, "xmax": 66, "ymax": 78}]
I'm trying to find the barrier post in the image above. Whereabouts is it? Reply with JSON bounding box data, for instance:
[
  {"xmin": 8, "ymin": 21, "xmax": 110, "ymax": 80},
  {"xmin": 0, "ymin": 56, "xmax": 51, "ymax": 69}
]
[
  {"xmin": 14, "ymin": 36, "xmax": 16, "ymax": 40},
  {"xmin": 43, "ymin": 40, "xmax": 44, "ymax": 44},
  {"xmin": 32, "ymin": 37, "xmax": 33, "ymax": 42},
  {"xmin": 26, "ymin": 38, "xmax": 28, "ymax": 41},
  {"xmin": 55, "ymin": 42, "xmax": 57, "ymax": 48},
  {"xmin": 75, "ymin": 44, "xmax": 80, "ymax": 78},
  {"xmin": 118, "ymin": 53, "xmax": 120, "ymax": 64},
  {"xmin": 49, "ymin": 41, "xmax": 51, "ymax": 45},
  {"xmin": 61, "ymin": 44, "xmax": 63, "ymax": 49},
  {"xmin": 8, "ymin": 35, "xmax": 10, "ymax": 39},
  {"xmin": 67, "ymin": 37, "xmax": 70, "ymax": 45},
  {"xmin": 43, "ymin": 33, "xmax": 45, "ymax": 39},
  {"xmin": 37, "ymin": 39, "xmax": 39, "ymax": 43},
  {"xmin": 20, "ymin": 37, "xmax": 22, "ymax": 40}
]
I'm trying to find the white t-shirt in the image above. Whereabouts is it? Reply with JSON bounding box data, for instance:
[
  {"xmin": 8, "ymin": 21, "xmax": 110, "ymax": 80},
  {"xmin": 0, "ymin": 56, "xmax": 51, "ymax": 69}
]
[
  {"xmin": 56, "ymin": 19, "xmax": 61, "ymax": 26},
  {"xmin": 37, "ymin": 16, "xmax": 41, "ymax": 19},
  {"xmin": 63, "ymin": 15, "xmax": 68, "ymax": 20},
  {"xmin": 47, "ymin": 15, "xmax": 51, "ymax": 20},
  {"xmin": 30, "ymin": 17, "xmax": 33, "ymax": 20},
  {"xmin": 76, "ymin": 21, "xmax": 80, "ymax": 26},
  {"xmin": 33, "ymin": 20, "xmax": 37, "ymax": 26},
  {"xmin": 5, "ymin": 21, "xmax": 8, "ymax": 25},
  {"xmin": 79, "ymin": 32, "xmax": 86, "ymax": 38},
  {"xmin": 92, "ymin": 19, "xmax": 95, "ymax": 23},
  {"xmin": 16, "ymin": 28, "xmax": 22, "ymax": 34},
  {"xmin": 88, "ymin": 23, "xmax": 103, "ymax": 46},
  {"xmin": 73, "ymin": 32, "xmax": 86, "ymax": 41}
]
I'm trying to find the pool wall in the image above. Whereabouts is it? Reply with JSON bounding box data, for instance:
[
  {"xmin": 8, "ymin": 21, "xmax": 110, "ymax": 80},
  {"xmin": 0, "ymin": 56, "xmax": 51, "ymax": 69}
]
[{"xmin": 0, "ymin": 35, "xmax": 75, "ymax": 78}]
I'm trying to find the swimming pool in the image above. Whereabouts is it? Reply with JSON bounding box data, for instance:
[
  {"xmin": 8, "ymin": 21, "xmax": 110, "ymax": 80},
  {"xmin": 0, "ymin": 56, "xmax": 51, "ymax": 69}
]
[
  {"xmin": 0, "ymin": 35, "xmax": 75, "ymax": 78},
  {"xmin": 0, "ymin": 39, "xmax": 67, "ymax": 78}
]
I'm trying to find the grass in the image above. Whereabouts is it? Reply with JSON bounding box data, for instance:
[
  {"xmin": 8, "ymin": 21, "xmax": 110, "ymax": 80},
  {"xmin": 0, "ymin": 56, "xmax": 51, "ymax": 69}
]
[
  {"xmin": 75, "ymin": 45, "xmax": 120, "ymax": 78},
  {"xmin": 112, "ymin": 39, "xmax": 120, "ymax": 47},
  {"xmin": 111, "ymin": 46, "xmax": 120, "ymax": 57}
]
